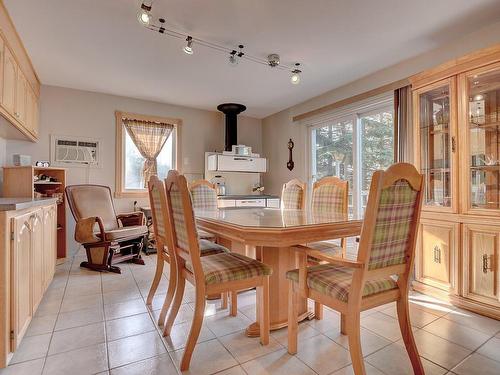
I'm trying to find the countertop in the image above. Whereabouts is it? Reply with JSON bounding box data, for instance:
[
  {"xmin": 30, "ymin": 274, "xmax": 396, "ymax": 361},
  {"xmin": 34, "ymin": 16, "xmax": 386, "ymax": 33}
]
[
  {"xmin": 0, "ymin": 197, "xmax": 58, "ymax": 211},
  {"xmin": 217, "ymin": 195, "xmax": 280, "ymax": 200}
]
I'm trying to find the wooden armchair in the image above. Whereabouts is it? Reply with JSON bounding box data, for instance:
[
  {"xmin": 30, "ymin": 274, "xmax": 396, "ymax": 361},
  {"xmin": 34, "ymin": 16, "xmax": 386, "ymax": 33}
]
[
  {"xmin": 65, "ymin": 184, "xmax": 147, "ymax": 273},
  {"xmin": 281, "ymin": 179, "xmax": 306, "ymax": 210},
  {"xmin": 163, "ymin": 170, "xmax": 272, "ymax": 371},
  {"xmin": 287, "ymin": 163, "xmax": 425, "ymax": 375}
]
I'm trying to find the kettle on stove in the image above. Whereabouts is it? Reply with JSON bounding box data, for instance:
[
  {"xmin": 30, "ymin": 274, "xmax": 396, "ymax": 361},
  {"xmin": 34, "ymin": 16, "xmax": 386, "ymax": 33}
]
[{"xmin": 211, "ymin": 175, "xmax": 226, "ymax": 196}]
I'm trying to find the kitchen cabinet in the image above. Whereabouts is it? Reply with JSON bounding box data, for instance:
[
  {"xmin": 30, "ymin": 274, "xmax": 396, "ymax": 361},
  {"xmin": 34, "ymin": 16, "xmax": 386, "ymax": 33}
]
[
  {"xmin": 1, "ymin": 46, "xmax": 17, "ymax": 116},
  {"xmin": 266, "ymin": 198, "xmax": 280, "ymax": 208},
  {"xmin": 208, "ymin": 154, "xmax": 267, "ymax": 173},
  {"xmin": 0, "ymin": 201, "xmax": 57, "ymax": 366},
  {"xmin": 0, "ymin": 2, "xmax": 40, "ymax": 142}
]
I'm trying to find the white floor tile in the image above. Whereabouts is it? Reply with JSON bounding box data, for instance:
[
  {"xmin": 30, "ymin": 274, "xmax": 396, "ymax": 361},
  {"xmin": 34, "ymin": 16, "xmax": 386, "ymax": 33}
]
[
  {"xmin": 241, "ymin": 348, "xmax": 316, "ymax": 375},
  {"xmin": 48, "ymin": 322, "xmax": 105, "ymax": 355},
  {"xmin": 107, "ymin": 331, "xmax": 167, "ymax": 369},
  {"xmin": 43, "ymin": 343, "xmax": 108, "ymax": 375},
  {"xmin": 295, "ymin": 334, "xmax": 351, "ymax": 374},
  {"xmin": 10, "ymin": 333, "xmax": 51, "ymax": 364},
  {"xmin": 219, "ymin": 330, "xmax": 283, "ymax": 364},
  {"xmin": 106, "ymin": 313, "xmax": 156, "ymax": 342},
  {"xmin": 452, "ymin": 353, "xmax": 500, "ymax": 375},
  {"xmin": 109, "ymin": 353, "xmax": 177, "ymax": 375}
]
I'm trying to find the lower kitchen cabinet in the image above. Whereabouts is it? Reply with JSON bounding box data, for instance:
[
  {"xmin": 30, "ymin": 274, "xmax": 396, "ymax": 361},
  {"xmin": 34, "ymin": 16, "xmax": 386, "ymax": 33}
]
[
  {"xmin": 414, "ymin": 219, "xmax": 458, "ymax": 293},
  {"xmin": 462, "ymin": 224, "xmax": 500, "ymax": 308},
  {"xmin": 0, "ymin": 201, "xmax": 57, "ymax": 367}
]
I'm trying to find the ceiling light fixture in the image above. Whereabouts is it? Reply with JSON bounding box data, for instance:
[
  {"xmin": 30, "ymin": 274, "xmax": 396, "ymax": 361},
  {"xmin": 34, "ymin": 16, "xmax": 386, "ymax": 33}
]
[
  {"xmin": 137, "ymin": 1, "xmax": 153, "ymax": 26},
  {"xmin": 183, "ymin": 36, "xmax": 194, "ymax": 55},
  {"xmin": 291, "ymin": 63, "xmax": 302, "ymax": 85},
  {"xmin": 136, "ymin": 4, "xmax": 303, "ymax": 84}
]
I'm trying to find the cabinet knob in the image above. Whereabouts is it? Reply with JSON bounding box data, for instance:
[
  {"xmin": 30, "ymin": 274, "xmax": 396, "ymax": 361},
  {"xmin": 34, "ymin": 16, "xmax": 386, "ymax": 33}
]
[
  {"xmin": 482, "ymin": 254, "xmax": 493, "ymax": 273},
  {"xmin": 433, "ymin": 245, "xmax": 441, "ymax": 264}
]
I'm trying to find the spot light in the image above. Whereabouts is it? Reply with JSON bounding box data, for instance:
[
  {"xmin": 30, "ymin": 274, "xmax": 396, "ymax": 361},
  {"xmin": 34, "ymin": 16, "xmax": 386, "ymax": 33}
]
[
  {"xmin": 137, "ymin": 2, "xmax": 152, "ymax": 26},
  {"xmin": 183, "ymin": 36, "xmax": 194, "ymax": 55}
]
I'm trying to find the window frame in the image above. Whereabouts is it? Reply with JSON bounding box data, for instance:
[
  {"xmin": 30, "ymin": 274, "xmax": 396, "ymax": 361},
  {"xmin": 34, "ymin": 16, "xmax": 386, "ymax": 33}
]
[
  {"xmin": 115, "ymin": 111, "xmax": 182, "ymax": 198},
  {"xmin": 305, "ymin": 93, "xmax": 395, "ymax": 218}
]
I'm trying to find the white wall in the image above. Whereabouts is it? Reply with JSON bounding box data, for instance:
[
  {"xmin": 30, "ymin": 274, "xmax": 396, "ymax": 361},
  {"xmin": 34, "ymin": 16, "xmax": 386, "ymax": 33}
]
[
  {"xmin": 5, "ymin": 85, "xmax": 262, "ymax": 255},
  {"xmin": 262, "ymin": 21, "xmax": 500, "ymax": 195}
]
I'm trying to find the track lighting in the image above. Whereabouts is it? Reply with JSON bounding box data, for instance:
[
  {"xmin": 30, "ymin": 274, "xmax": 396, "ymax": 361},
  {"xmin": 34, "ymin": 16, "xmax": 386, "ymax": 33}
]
[
  {"xmin": 137, "ymin": 2, "xmax": 152, "ymax": 26},
  {"xmin": 136, "ymin": 3, "xmax": 303, "ymax": 84},
  {"xmin": 183, "ymin": 36, "xmax": 193, "ymax": 55},
  {"xmin": 291, "ymin": 63, "xmax": 302, "ymax": 85}
]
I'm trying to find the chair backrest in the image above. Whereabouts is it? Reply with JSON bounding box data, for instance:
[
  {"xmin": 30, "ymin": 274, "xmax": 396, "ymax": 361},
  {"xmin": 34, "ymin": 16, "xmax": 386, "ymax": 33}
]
[
  {"xmin": 357, "ymin": 163, "xmax": 424, "ymax": 275},
  {"xmin": 189, "ymin": 180, "xmax": 218, "ymax": 210},
  {"xmin": 147, "ymin": 176, "xmax": 170, "ymax": 255},
  {"xmin": 311, "ymin": 177, "xmax": 348, "ymax": 216},
  {"xmin": 164, "ymin": 170, "xmax": 203, "ymax": 276},
  {"xmin": 65, "ymin": 184, "xmax": 118, "ymax": 231},
  {"xmin": 281, "ymin": 179, "xmax": 306, "ymax": 210}
]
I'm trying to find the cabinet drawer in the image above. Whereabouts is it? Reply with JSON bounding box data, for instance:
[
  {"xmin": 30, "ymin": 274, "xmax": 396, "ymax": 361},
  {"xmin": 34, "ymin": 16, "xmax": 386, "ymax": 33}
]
[
  {"xmin": 463, "ymin": 224, "xmax": 500, "ymax": 305},
  {"xmin": 416, "ymin": 219, "xmax": 458, "ymax": 292},
  {"xmin": 235, "ymin": 199, "xmax": 266, "ymax": 207}
]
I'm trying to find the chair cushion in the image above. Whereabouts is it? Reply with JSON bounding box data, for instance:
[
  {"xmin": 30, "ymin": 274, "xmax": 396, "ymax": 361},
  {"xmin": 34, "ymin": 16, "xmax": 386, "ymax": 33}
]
[
  {"xmin": 306, "ymin": 241, "xmax": 343, "ymax": 258},
  {"xmin": 198, "ymin": 229, "xmax": 216, "ymax": 240},
  {"xmin": 186, "ymin": 252, "xmax": 272, "ymax": 285},
  {"xmin": 286, "ymin": 264, "xmax": 397, "ymax": 302},
  {"xmin": 100, "ymin": 225, "xmax": 148, "ymax": 241},
  {"xmin": 199, "ymin": 239, "xmax": 229, "ymax": 256}
]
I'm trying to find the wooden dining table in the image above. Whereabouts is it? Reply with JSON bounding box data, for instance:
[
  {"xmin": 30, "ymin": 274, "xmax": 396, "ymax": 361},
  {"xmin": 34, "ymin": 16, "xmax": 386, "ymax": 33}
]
[{"xmin": 195, "ymin": 207, "xmax": 362, "ymax": 337}]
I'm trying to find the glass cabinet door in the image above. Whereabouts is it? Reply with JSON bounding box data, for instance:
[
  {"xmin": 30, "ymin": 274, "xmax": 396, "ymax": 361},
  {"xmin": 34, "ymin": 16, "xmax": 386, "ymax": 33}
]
[
  {"xmin": 416, "ymin": 82, "xmax": 454, "ymax": 209},
  {"xmin": 466, "ymin": 66, "xmax": 500, "ymax": 211}
]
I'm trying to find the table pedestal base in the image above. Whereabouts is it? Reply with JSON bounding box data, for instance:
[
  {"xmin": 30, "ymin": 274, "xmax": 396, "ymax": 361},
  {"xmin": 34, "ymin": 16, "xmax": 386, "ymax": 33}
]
[{"xmin": 245, "ymin": 310, "xmax": 315, "ymax": 337}]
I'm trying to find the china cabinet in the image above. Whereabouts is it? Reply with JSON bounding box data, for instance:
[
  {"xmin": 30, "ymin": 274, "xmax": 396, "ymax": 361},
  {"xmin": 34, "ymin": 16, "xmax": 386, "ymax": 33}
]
[{"xmin": 411, "ymin": 43, "xmax": 500, "ymax": 319}]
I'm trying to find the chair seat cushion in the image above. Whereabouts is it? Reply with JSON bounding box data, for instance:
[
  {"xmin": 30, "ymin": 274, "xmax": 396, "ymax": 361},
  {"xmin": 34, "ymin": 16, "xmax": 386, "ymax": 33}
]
[
  {"xmin": 198, "ymin": 229, "xmax": 216, "ymax": 240},
  {"xmin": 286, "ymin": 264, "xmax": 397, "ymax": 302},
  {"xmin": 199, "ymin": 239, "xmax": 229, "ymax": 256},
  {"xmin": 186, "ymin": 252, "xmax": 272, "ymax": 285},
  {"xmin": 99, "ymin": 225, "xmax": 148, "ymax": 241},
  {"xmin": 306, "ymin": 241, "xmax": 343, "ymax": 259}
]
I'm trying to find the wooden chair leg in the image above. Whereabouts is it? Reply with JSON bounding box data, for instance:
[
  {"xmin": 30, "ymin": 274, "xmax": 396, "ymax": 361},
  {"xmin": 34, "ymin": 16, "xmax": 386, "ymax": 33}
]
[
  {"xmin": 180, "ymin": 288, "xmax": 206, "ymax": 371},
  {"xmin": 397, "ymin": 296, "xmax": 425, "ymax": 374},
  {"xmin": 346, "ymin": 312, "xmax": 365, "ymax": 375},
  {"xmin": 257, "ymin": 276, "xmax": 270, "ymax": 345},
  {"xmin": 146, "ymin": 254, "xmax": 164, "ymax": 306},
  {"xmin": 221, "ymin": 292, "xmax": 228, "ymax": 310},
  {"xmin": 287, "ymin": 280, "xmax": 298, "ymax": 354},
  {"xmin": 340, "ymin": 313, "xmax": 347, "ymax": 335},
  {"xmin": 158, "ymin": 261, "xmax": 176, "ymax": 326},
  {"xmin": 314, "ymin": 302, "xmax": 323, "ymax": 320},
  {"xmin": 163, "ymin": 275, "xmax": 185, "ymax": 336},
  {"xmin": 230, "ymin": 291, "xmax": 238, "ymax": 317}
]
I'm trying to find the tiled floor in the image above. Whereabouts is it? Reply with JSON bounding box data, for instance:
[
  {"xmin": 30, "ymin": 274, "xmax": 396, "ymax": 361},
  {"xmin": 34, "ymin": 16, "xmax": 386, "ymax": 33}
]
[{"xmin": 3, "ymin": 249, "xmax": 500, "ymax": 375}]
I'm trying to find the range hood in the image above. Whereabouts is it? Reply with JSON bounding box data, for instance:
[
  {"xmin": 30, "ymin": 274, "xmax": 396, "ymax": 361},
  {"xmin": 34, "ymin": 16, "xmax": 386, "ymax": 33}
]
[{"xmin": 217, "ymin": 103, "xmax": 247, "ymax": 152}]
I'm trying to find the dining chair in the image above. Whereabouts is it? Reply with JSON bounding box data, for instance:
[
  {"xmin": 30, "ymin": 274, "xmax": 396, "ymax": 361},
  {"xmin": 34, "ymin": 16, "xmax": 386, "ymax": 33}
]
[
  {"xmin": 281, "ymin": 178, "xmax": 306, "ymax": 209},
  {"xmin": 163, "ymin": 170, "xmax": 272, "ymax": 371},
  {"xmin": 189, "ymin": 179, "xmax": 234, "ymax": 311},
  {"xmin": 145, "ymin": 176, "xmax": 229, "ymax": 325},
  {"xmin": 287, "ymin": 163, "xmax": 425, "ymax": 375}
]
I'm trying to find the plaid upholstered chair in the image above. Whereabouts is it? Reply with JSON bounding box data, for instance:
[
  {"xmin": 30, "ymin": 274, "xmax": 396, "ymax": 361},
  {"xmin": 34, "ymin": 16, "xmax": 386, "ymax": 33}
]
[
  {"xmin": 287, "ymin": 163, "xmax": 424, "ymax": 375},
  {"xmin": 163, "ymin": 170, "xmax": 272, "ymax": 371},
  {"xmin": 146, "ymin": 176, "xmax": 229, "ymax": 327},
  {"xmin": 281, "ymin": 179, "xmax": 306, "ymax": 209}
]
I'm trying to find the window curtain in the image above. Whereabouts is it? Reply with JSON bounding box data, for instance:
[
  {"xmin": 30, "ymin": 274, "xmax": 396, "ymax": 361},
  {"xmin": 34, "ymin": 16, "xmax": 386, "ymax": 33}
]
[
  {"xmin": 394, "ymin": 85, "xmax": 413, "ymax": 163},
  {"xmin": 123, "ymin": 118, "xmax": 174, "ymax": 187}
]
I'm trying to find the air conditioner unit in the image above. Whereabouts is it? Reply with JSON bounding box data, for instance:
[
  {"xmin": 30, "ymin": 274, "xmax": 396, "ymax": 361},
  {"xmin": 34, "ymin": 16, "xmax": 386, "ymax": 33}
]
[{"xmin": 51, "ymin": 135, "xmax": 100, "ymax": 166}]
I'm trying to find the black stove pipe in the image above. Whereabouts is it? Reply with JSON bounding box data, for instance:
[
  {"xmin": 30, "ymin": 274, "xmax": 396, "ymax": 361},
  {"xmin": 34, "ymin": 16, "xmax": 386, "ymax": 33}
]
[{"xmin": 217, "ymin": 103, "xmax": 247, "ymax": 152}]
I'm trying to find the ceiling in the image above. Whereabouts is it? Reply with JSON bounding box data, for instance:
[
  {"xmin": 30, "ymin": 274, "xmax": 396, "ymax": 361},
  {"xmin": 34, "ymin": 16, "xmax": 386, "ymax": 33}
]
[{"xmin": 5, "ymin": 0, "xmax": 500, "ymax": 118}]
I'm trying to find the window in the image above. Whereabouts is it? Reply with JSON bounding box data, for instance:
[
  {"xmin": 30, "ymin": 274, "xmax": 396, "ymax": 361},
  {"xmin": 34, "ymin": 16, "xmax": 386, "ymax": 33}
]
[
  {"xmin": 309, "ymin": 95, "xmax": 394, "ymax": 218},
  {"xmin": 115, "ymin": 111, "xmax": 181, "ymax": 197}
]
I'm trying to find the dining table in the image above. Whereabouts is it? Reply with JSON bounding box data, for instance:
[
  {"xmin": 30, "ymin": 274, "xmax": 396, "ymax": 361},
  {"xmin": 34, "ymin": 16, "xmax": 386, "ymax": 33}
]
[{"xmin": 195, "ymin": 207, "xmax": 363, "ymax": 337}]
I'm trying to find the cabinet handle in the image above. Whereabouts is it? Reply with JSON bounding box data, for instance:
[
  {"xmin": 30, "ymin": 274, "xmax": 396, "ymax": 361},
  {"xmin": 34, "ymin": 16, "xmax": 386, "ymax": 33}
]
[
  {"xmin": 451, "ymin": 137, "xmax": 456, "ymax": 153},
  {"xmin": 433, "ymin": 245, "xmax": 441, "ymax": 263},
  {"xmin": 482, "ymin": 254, "xmax": 493, "ymax": 273}
]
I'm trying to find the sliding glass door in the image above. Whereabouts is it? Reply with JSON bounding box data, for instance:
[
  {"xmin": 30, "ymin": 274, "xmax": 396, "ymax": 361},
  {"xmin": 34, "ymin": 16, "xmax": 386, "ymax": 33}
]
[{"xmin": 310, "ymin": 102, "xmax": 394, "ymax": 218}]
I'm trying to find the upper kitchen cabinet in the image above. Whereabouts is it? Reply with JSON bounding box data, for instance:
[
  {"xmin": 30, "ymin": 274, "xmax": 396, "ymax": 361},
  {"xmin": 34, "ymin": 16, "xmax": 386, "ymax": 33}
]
[
  {"xmin": 207, "ymin": 154, "xmax": 267, "ymax": 173},
  {"xmin": 0, "ymin": 2, "xmax": 40, "ymax": 142}
]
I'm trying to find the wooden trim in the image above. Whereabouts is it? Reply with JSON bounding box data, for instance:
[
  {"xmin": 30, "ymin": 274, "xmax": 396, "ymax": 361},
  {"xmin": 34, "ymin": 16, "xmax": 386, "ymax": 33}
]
[
  {"xmin": 189, "ymin": 179, "xmax": 216, "ymax": 191},
  {"xmin": 292, "ymin": 78, "xmax": 409, "ymax": 122},
  {"xmin": 114, "ymin": 110, "xmax": 182, "ymax": 198},
  {"xmin": 410, "ymin": 43, "xmax": 500, "ymax": 90}
]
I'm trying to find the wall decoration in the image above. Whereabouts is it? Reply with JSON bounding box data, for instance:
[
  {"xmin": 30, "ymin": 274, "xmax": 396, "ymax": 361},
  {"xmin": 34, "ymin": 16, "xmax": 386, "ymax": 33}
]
[{"xmin": 287, "ymin": 138, "xmax": 295, "ymax": 171}]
